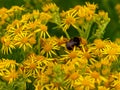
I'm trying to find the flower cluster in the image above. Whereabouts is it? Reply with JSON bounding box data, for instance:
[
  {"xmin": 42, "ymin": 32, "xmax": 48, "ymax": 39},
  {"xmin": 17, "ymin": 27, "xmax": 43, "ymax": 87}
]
[{"xmin": 0, "ymin": 2, "xmax": 120, "ymax": 90}]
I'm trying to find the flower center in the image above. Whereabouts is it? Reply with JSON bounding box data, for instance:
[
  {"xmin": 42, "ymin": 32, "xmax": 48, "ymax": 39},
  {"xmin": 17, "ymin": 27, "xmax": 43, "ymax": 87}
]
[
  {"xmin": 65, "ymin": 16, "xmax": 76, "ymax": 25},
  {"xmin": 40, "ymin": 25, "xmax": 48, "ymax": 32},
  {"xmin": 29, "ymin": 63, "xmax": 36, "ymax": 69},
  {"xmin": 21, "ymin": 37, "xmax": 28, "ymax": 44},
  {"xmin": 69, "ymin": 51, "xmax": 77, "ymax": 59},
  {"xmin": 43, "ymin": 44, "xmax": 52, "ymax": 52},
  {"xmin": 94, "ymin": 39, "xmax": 105, "ymax": 49},
  {"xmin": 84, "ymin": 52, "xmax": 91, "ymax": 59},
  {"xmin": 108, "ymin": 49, "xmax": 117, "ymax": 55},
  {"xmin": 70, "ymin": 72, "xmax": 79, "ymax": 80},
  {"xmin": 91, "ymin": 71, "xmax": 99, "ymax": 79}
]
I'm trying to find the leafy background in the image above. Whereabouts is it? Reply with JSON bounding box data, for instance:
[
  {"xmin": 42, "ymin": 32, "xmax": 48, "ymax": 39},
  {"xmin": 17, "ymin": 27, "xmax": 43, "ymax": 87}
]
[{"xmin": 0, "ymin": 0, "xmax": 120, "ymax": 40}]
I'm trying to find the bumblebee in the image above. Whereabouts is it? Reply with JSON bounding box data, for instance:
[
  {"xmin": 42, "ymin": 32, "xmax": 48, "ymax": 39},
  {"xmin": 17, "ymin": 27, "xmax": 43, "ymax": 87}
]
[{"xmin": 66, "ymin": 37, "xmax": 81, "ymax": 50}]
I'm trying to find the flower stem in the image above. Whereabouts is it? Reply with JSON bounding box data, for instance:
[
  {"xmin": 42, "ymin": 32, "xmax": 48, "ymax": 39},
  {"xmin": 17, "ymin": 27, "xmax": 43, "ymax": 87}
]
[{"xmin": 64, "ymin": 31, "xmax": 70, "ymax": 39}]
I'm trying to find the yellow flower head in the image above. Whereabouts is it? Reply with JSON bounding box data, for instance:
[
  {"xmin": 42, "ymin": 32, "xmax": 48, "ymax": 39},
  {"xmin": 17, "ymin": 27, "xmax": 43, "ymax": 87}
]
[
  {"xmin": 61, "ymin": 9, "xmax": 78, "ymax": 31},
  {"xmin": 39, "ymin": 24, "xmax": 50, "ymax": 38},
  {"xmin": 0, "ymin": 7, "xmax": 8, "ymax": 15},
  {"xmin": 1, "ymin": 35, "xmax": 15, "ymax": 54},
  {"xmin": 39, "ymin": 12, "xmax": 52, "ymax": 24},
  {"xmin": 7, "ymin": 6, "xmax": 24, "ymax": 13},
  {"xmin": 14, "ymin": 32, "xmax": 33, "ymax": 51},
  {"xmin": 42, "ymin": 3, "xmax": 59, "ymax": 12},
  {"xmin": 40, "ymin": 37, "xmax": 60, "ymax": 57},
  {"xmin": 2, "ymin": 68, "xmax": 19, "ymax": 83},
  {"xmin": 85, "ymin": 2, "xmax": 98, "ymax": 11},
  {"xmin": 76, "ymin": 75, "xmax": 95, "ymax": 89}
]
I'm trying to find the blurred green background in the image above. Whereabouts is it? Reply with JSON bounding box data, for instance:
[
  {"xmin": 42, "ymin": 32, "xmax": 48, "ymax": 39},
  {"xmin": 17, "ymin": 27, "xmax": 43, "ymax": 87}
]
[{"xmin": 0, "ymin": 0, "xmax": 120, "ymax": 41}]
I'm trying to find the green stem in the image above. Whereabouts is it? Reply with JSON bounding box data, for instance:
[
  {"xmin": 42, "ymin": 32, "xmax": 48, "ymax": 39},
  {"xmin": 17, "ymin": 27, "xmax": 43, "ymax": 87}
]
[
  {"xmin": 73, "ymin": 25, "xmax": 83, "ymax": 37},
  {"xmin": 64, "ymin": 31, "xmax": 70, "ymax": 39}
]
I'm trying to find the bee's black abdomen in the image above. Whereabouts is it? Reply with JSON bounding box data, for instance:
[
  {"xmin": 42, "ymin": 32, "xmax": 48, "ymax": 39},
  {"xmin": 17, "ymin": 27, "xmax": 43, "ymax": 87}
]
[
  {"xmin": 66, "ymin": 41, "xmax": 75, "ymax": 50},
  {"xmin": 73, "ymin": 37, "xmax": 80, "ymax": 46},
  {"xmin": 66, "ymin": 37, "xmax": 81, "ymax": 50}
]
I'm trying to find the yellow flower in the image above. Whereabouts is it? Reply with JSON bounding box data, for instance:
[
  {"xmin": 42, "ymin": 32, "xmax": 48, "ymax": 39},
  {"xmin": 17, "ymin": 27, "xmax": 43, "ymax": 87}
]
[
  {"xmin": 7, "ymin": 6, "xmax": 24, "ymax": 13},
  {"xmin": 2, "ymin": 67, "xmax": 19, "ymax": 83},
  {"xmin": 39, "ymin": 24, "xmax": 50, "ymax": 38},
  {"xmin": 77, "ymin": 75, "xmax": 95, "ymax": 90},
  {"xmin": 101, "ymin": 67, "xmax": 110, "ymax": 76},
  {"xmin": 90, "ymin": 39, "xmax": 106, "ymax": 57},
  {"xmin": 21, "ymin": 13, "xmax": 32, "ymax": 22},
  {"xmin": 79, "ymin": 45, "xmax": 96, "ymax": 65},
  {"xmin": 14, "ymin": 32, "xmax": 33, "ymax": 51},
  {"xmin": 94, "ymin": 39, "xmax": 106, "ymax": 49},
  {"xmin": 98, "ymin": 10, "xmax": 109, "ymax": 20},
  {"xmin": 86, "ymin": 70, "xmax": 107, "ymax": 85},
  {"xmin": 56, "ymin": 36, "xmax": 67, "ymax": 47},
  {"xmin": 6, "ymin": 19, "xmax": 25, "ymax": 36},
  {"xmin": 62, "ymin": 47, "xmax": 79, "ymax": 59},
  {"xmin": 1, "ymin": 35, "xmax": 15, "ymax": 54},
  {"xmin": 60, "ymin": 9, "xmax": 78, "ymax": 31},
  {"xmin": 0, "ymin": 58, "xmax": 17, "ymax": 69},
  {"xmin": 40, "ymin": 37, "xmax": 59, "ymax": 57},
  {"xmin": 0, "ymin": 7, "xmax": 8, "ymax": 15},
  {"xmin": 22, "ymin": 54, "xmax": 40, "ymax": 77},
  {"xmin": 32, "ymin": 10, "xmax": 40, "ymax": 19},
  {"xmin": 42, "ymin": 3, "xmax": 59, "ymax": 12},
  {"xmin": 23, "ymin": 58, "xmax": 39, "ymax": 77},
  {"xmin": 102, "ymin": 41, "xmax": 120, "ymax": 62},
  {"xmin": 39, "ymin": 12, "xmax": 52, "ymax": 24},
  {"xmin": 112, "ymin": 80, "xmax": 120, "ymax": 90},
  {"xmin": 77, "ymin": 6, "xmax": 86, "ymax": 18},
  {"xmin": 34, "ymin": 73, "xmax": 50, "ymax": 86},
  {"xmin": 28, "ymin": 21, "xmax": 40, "ymax": 31},
  {"xmin": 85, "ymin": 2, "xmax": 98, "ymax": 11},
  {"xmin": 22, "ymin": 53, "xmax": 49, "ymax": 77},
  {"xmin": 28, "ymin": 36, "xmax": 36, "ymax": 45},
  {"xmin": 100, "ymin": 59, "xmax": 111, "ymax": 71},
  {"xmin": 60, "ymin": 47, "xmax": 81, "ymax": 66}
]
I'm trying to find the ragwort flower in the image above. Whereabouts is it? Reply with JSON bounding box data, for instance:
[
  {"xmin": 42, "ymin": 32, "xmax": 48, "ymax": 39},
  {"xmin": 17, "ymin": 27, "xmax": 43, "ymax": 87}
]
[
  {"xmin": 40, "ymin": 37, "xmax": 60, "ymax": 57},
  {"xmin": 2, "ymin": 68, "xmax": 19, "ymax": 83},
  {"xmin": 14, "ymin": 32, "xmax": 33, "ymax": 51},
  {"xmin": 1, "ymin": 35, "xmax": 15, "ymax": 54},
  {"xmin": 60, "ymin": 9, "xmax": 78, "ymax": 31}
]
